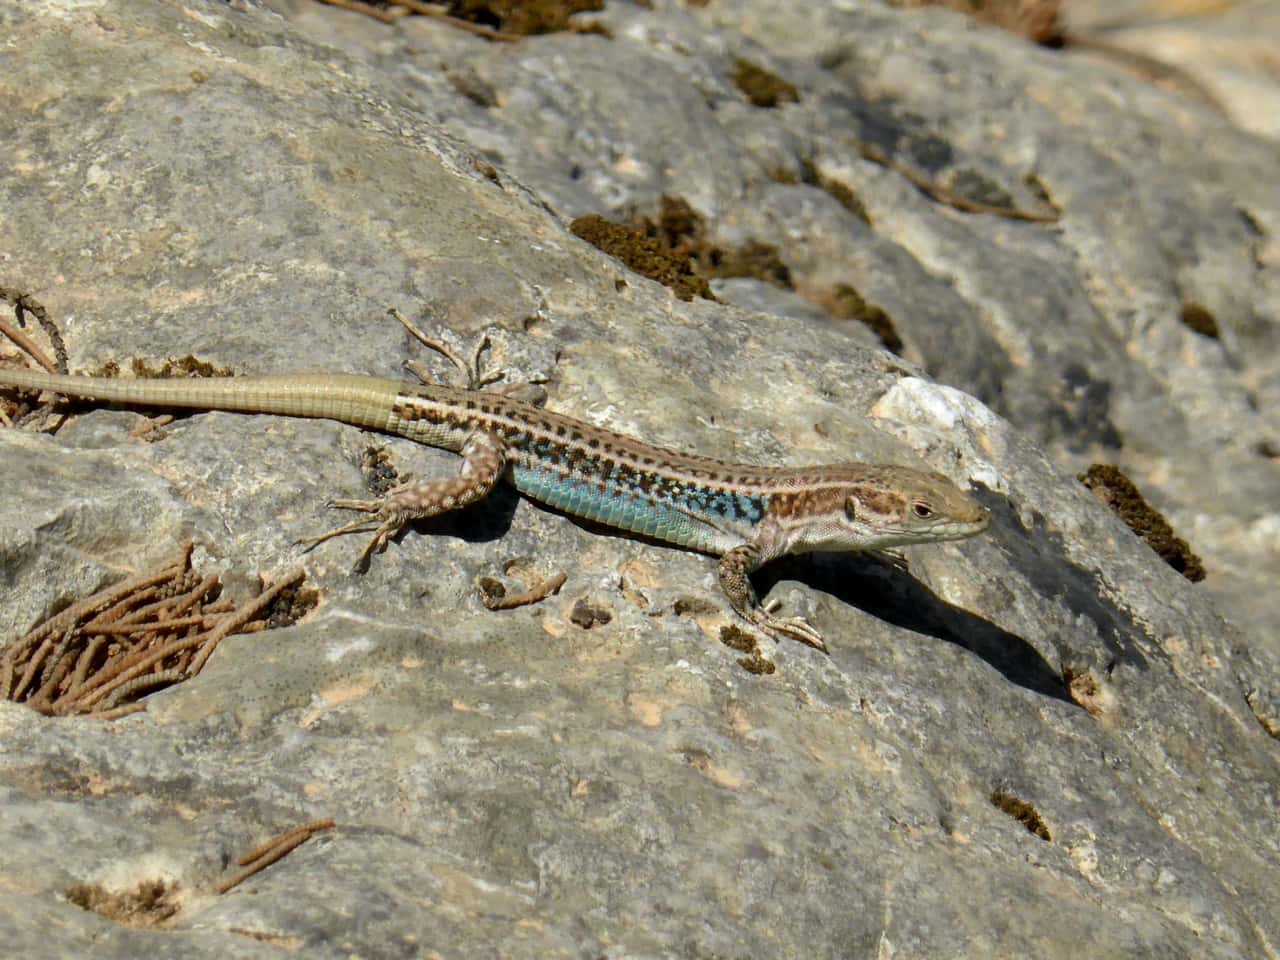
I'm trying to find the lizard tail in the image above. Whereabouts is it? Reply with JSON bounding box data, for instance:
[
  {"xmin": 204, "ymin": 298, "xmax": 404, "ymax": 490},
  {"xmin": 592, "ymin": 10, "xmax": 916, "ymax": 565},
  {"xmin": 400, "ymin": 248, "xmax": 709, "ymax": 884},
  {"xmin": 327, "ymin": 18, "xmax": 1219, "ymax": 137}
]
[{"xmin": 0, "ymin": 370, "xmax": 404, "ymax": 432}]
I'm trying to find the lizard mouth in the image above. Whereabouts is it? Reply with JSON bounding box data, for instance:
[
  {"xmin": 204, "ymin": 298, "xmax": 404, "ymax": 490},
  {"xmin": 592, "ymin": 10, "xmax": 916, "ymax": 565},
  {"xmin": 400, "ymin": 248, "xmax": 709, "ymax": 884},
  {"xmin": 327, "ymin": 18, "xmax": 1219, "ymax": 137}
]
[{"xmin": 933, "ymin": 506, "xmax": 990, "ymax": 540}]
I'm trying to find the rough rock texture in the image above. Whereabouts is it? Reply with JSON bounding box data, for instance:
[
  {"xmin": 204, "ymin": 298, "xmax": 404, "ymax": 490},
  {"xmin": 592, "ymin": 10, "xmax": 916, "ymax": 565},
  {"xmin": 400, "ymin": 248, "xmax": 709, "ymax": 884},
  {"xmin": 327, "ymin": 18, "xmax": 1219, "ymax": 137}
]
[
  {"xmin": 1065, "ymin": 0, "xmax": 1280, "ymax": 141},
  {"xmin": 0, "ymin": 1, "xmax": 1276, "ymax": 957}
]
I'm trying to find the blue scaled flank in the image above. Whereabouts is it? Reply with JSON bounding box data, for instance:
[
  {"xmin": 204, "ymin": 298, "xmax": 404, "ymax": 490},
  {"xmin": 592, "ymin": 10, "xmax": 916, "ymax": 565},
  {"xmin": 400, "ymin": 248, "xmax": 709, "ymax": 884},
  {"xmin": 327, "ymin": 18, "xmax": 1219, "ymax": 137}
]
[{"xmin": 511, "ymin": 463, "xmax": 765, "ymax": 551}]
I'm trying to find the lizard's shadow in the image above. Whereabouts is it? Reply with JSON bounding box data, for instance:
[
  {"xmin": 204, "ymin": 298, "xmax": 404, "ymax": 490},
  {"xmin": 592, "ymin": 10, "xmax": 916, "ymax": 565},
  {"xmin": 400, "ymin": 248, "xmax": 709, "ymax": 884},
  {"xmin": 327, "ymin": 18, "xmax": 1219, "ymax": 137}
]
[
  {"xmin": 399, "ymin": 482, "xmax": 524, "ymax": 544},
  {"xmin": 755, "ymin": 553, "xmax": 1073, "ymax": 703},
  {"xmin": 400, "ymin": 487, "xmax": 1070, "ymax": 704}
]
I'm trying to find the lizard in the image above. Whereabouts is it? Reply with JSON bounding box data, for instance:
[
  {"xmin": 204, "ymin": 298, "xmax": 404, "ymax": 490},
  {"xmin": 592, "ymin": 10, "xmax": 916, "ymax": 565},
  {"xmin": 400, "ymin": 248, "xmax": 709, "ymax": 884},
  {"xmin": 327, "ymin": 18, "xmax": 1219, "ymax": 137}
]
[{"xmin": 0, "ymin": 339, "xmax": 991, "ymax": 654}]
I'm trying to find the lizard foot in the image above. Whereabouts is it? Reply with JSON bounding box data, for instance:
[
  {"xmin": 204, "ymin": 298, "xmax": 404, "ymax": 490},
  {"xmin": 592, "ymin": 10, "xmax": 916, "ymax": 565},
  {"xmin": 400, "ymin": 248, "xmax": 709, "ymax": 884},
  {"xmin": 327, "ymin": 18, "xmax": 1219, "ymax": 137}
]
[
  {"xmin": 297, "ymin": 497, "xmax": 407, "ymax": 573},
  {"xmin": 751, "ymin": 599, "xmax": 828, "ymax": 653}
]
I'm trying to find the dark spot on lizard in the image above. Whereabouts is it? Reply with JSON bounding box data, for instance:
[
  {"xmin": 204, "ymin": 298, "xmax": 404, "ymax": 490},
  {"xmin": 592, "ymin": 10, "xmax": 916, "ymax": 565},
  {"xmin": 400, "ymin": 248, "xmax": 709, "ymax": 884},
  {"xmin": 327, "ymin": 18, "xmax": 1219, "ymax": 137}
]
[
  {"xmin": 850, "ymin": 485, "xmax": 906, "ymax": 517},
  {"xmin": 769, "ymin": 494, "xmax": 797, "ymax": 518}
]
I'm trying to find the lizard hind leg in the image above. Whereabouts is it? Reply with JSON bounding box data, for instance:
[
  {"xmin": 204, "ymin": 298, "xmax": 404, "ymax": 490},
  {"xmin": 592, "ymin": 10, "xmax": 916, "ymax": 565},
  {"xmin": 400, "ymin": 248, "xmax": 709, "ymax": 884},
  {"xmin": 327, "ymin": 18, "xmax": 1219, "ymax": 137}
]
[{"xmin": 299, "ymin": 430, "xmax": 509, "ymax": 573}]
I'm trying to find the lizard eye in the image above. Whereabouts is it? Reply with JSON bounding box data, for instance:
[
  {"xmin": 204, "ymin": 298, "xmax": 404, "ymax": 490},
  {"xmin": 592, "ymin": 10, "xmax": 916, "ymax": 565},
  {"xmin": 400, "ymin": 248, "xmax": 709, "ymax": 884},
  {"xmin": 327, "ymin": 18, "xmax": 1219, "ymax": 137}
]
[{"xmin": 911, "ymin": 501, "xmax": 934, "ymax": 519}]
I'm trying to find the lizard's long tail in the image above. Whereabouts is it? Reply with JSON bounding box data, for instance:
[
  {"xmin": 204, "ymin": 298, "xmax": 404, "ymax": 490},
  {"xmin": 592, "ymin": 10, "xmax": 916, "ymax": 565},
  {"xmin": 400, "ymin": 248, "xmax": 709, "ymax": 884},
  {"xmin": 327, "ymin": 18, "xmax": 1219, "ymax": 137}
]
[{"xmin": 0, "ymin": 370, "xmax": 404, "ymax": 432}]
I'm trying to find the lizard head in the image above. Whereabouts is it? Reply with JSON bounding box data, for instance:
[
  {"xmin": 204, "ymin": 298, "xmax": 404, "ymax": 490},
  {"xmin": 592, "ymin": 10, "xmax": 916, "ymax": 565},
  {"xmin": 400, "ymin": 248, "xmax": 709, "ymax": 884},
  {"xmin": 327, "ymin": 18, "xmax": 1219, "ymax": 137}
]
[
  {"xmin": 846, "ymin": 467, "xmax": 991, "ymax": 546},
  {"xmin": 770, "ymin": 465, "xmax": 991, "ymax": 554}
]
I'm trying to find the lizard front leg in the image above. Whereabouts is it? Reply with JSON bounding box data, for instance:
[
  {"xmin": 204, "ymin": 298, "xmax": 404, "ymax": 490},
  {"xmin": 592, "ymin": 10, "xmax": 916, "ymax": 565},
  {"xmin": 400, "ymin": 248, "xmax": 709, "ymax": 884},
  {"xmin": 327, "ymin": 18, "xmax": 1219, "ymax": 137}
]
[
  {"xmin": 301, "ymin": 430, "xmax": 507, "ymax": 571},
  {"xmin": 717, "ymin": 542, "xmax": 827, "ymax": 653}
]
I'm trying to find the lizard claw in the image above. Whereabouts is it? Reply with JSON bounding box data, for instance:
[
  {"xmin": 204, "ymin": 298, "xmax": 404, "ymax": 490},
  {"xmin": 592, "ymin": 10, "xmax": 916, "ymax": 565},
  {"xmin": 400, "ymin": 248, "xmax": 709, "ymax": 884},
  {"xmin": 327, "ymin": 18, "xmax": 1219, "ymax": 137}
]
[
  {"xmin": 751, "ymin": 602, "xmax": 828, "ymax": 653},
  {"xmin": 326, "ymin": 497, "xmax": 384, "ymax": 514},
  {"xmin": 298, "ymin": 497, "xmax": 406, "ymax": 572},
  {"xmin": 870, "ymin": 548, "xmax": 910, "ymax": 572}
]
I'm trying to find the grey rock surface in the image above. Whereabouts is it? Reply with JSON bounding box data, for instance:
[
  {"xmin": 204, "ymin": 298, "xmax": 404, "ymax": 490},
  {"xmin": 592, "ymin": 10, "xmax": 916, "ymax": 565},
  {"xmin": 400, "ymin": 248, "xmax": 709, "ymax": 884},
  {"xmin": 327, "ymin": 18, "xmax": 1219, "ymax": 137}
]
[
  {"xmin": 1065, "ymin": 0, "xmax": 1280, "ymax": 141},
  {"xmin": 0, "ymin": 1, "xmax": 1276, "ymax": 958}
]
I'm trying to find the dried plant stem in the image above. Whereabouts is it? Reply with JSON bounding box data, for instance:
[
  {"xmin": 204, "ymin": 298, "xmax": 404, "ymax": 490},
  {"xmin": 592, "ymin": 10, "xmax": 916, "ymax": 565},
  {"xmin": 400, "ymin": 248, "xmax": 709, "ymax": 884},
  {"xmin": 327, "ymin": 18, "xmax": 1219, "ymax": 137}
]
[
  {"xmin": 215, "ymin": 819, "xmax": 335, "ymax": 895},
  {"xmin": 0, "ymin": 315, "xmax": 59, "ymax": 373},
  {"xmin": 187, "ymin": 568, "xmax": 304, "ymax": 675},
  {"xmin": 2, "ymin": 543, "xmax": 307, "ymax": 719}
]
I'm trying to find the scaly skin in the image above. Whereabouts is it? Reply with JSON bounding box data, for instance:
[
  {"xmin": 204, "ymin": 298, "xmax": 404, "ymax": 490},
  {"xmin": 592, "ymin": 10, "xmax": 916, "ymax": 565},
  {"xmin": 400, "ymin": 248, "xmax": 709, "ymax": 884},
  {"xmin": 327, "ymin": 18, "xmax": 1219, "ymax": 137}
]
[{"xmin": 0, "ymin": 368, "xmax": 991, "ymax": 652}]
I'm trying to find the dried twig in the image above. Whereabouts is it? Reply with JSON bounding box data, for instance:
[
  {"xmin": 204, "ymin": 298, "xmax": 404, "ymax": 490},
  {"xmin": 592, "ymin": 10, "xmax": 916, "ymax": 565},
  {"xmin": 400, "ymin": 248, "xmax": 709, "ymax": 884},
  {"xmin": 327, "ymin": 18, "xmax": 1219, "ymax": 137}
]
[
  {"xmin": 1, "ymin": 547, "xmax": 309, "ymax": 718},
  {"xmin": 0, "ymin": 315, "xmax": 59, "ymax": 374},
  {"xmin": 477, "ymin": 566, "xmax": 567, "ymax": 610},
  {"xmin": 214, "ymin": 819, "xmax": 336, "ymax": 895},
  {"xmin": 129, "ymin": 413, "xmax": 174, "ymax": 439},
  {"xmin": 0, "ymin": 286, "xmax": 62, "ymax": 373},
  {"xmin": 854, "ymin": 139, "xmax": 1060, "ymax": 223},
  {"xmin": 315, "ymin": 0, "xmax": 523, "ymax": 40},
  {"xmin": 391, "ymin": 0, "xmax": 522, "ymax": 41},
  {"xmin": 316, "ymin": 0, "xmax": 404, "ymax": 23},
  {"xmin": 187, "ymin": 568, "xmax": 305, "ymax": 675}
]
